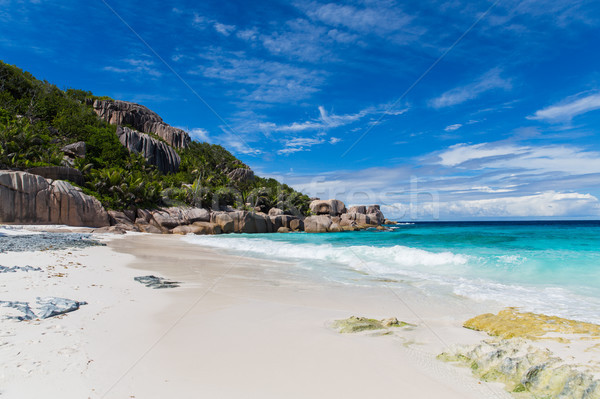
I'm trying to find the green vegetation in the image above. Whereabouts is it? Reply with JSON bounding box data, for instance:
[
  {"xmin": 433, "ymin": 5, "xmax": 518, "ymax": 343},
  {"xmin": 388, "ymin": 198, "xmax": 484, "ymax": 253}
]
[{"xmin": 0, "ymin": 60, "xmax": 311, "ymax": 213}]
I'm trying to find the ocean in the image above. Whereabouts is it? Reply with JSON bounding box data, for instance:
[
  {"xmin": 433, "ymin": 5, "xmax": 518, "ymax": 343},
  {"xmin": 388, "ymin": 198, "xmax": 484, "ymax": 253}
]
[{"xmin": 184, "ymin": 221, "xmax": 600, "ymax": 324}]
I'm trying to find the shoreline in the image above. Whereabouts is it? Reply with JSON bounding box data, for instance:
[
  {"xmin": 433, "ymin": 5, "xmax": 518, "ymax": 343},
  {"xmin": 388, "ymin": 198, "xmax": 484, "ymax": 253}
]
[{"xmin": 1, "ymin": 228, "xmax": 598, "ymax": 398}]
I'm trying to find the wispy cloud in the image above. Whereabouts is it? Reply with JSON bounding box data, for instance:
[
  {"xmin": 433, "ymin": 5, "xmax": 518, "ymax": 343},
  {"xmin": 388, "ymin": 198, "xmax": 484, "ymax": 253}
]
[
  {"xmin": 528, "ymin": 92, "xmax": 600, "ymax": 122},
  {"xmin": 103, "ymin": 58, "xmax": 162, "ymax": 77},
  {"xmin": 435, "ymin": 142, "xmax": 600, "ymax": 174},
  {"xmin": 302, "ymin": 1, "xmax": 415, "ymax": 38},
  {"xmin": 189, "ymin": 128, "xmax": 211, "ymax": 142},
  {"xmin": 444, "ymin": 123, "xmax": 462, "ymax": 132},
  {"xmin": 214, "ymin": 22, "xmax": 235, "ymax": 36},
  {"xmin": 190, "ymin": 50, "xmax": 325, "ymax": 103},
  {"xmin": 430, "ymin": 68, "xmax": 512, "ymax": 109},
  {"xmin": 260, "ymin": 104, "xmax": 408, "ymax": 132}
]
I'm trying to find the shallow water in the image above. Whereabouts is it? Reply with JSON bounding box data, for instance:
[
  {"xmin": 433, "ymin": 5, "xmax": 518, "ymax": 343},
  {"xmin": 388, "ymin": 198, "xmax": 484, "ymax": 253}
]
[{"xmin": 185, "ymin": 221, "xmax": 600, "ymax": 324}]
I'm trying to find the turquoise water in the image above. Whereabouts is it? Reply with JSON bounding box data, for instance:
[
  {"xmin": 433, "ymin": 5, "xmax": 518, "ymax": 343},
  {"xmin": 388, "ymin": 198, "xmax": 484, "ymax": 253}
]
[{"xmin": 185, "ymin": 221, "xmax": 600, "ymax": 323}]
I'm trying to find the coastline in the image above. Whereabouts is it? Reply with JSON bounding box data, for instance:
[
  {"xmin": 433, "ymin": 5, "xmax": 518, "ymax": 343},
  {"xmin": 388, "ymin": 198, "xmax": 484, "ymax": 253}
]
[{"xmin": 2, "ymin": 229, "xmax": 598, "ymax": 398}]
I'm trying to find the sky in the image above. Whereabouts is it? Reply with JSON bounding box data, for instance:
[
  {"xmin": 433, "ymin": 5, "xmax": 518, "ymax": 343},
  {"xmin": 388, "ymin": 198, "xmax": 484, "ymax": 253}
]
[{"xmin": 1, "ymin": 0, "xmax": 600, "ymax": 220}]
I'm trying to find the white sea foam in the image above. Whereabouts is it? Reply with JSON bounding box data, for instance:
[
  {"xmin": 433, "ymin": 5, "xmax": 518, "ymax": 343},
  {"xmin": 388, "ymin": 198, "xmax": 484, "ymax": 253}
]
[
  {"xmin": 182, "ymin": 234, "xmax": 600, "ymax": 324},
  {"xmin": 0, "ymin": 226, "xmax": 43, "ymax": 236}
]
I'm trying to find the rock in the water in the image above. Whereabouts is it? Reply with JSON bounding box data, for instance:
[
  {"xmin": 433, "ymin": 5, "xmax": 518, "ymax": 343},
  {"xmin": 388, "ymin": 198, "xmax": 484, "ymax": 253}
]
[
  {"xmin": 309, "ymin": 199, "xmax": 346, "ymax": 216},
  {"xmin": 277, "ymin": 227, "xmax": 291, "ymax": 233},
  {"xmin": 117, "ymin": 126, "xmax": 181, "ymax": 173},
  {"xmin": 134, "ymin": 275, "xmax": 180, "ymax": 289},
  {"xmin": 329, "ymin": 223, "xmax": 342, "ymax": 232},
  {"xmin": 90, "ymin": 99, "xmax": 190, "ymax": 148},
  {"xmin": 289, "ymin": 218, "xmax": 304, "ymax": 232},
  {"xmin": 347, "ymin": 205, "xmax": 367, "ymax": 214},
  {"xmin": 304, "ymin": 215, "xmax": 333, "ymax": 233},
  {"xmin": 0, "ymin": 171, "xmax": 109, "ymax": 227}
]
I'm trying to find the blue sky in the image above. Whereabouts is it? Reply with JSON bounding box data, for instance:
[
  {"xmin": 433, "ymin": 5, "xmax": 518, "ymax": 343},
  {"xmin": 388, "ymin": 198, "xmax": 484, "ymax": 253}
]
[{"xmin": 2, "ymin": 0, "xmax": 600, "ymax": 219}]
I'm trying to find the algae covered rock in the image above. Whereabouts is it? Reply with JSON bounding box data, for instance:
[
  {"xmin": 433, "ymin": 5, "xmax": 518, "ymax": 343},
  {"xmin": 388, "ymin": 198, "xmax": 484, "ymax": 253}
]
[
  {"xmin": 332, "ymin": 316, "xmax": 413, "ymax": 333},
  {"xmin": 464, "ymin": 307, "xmax": 600, "ymax": 340},
  {"xmin": 438, "ymin": 339, "xmax": 600, "ymax": 398}
]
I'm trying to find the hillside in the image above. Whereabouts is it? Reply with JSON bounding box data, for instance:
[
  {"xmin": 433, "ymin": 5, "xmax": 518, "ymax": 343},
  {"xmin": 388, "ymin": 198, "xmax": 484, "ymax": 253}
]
[{"xmin": 0, "ymin": 61, "xmax": 311, "ymax": 215}]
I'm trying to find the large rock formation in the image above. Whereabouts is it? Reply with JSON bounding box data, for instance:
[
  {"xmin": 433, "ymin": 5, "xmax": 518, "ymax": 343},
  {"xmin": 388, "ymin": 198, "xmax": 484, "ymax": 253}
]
[
  {"xmin": 304, "ymin": 215, "xmax": 333, "ymax": 233},
  {"xmin": 309, "ymin": 199, "xmax": 346, "ymax": 216},
  {"xmin": 117, "ymin": 126, "xmax": 181, "ymax": 174},
  {"xmin": 26, "ymin": 166, "xmax": 84, "ymax": 186},
  {"xmin": 0, "ymin": 170, "xmax": 109, "ymax": 227},
  {"xmin": 90, "ymin": 99, "xmax": 191, "ymax": 149}
]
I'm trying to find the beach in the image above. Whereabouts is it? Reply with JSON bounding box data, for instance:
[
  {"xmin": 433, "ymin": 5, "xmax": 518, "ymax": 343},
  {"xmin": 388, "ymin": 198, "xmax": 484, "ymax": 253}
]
[
  {"xmin": 0, "ymin": 229, "xmax": 511, "ymax": 398},
  {"xmin": 2, "ymin": 227, "xmax": 600, "ymax": 398}
]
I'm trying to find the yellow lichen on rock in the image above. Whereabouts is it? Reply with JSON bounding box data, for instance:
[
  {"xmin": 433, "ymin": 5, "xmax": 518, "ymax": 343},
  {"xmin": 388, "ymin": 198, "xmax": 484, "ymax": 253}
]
[{"xmin": 464, "ymin": 308, "xmax": 600, "ymax": 340}]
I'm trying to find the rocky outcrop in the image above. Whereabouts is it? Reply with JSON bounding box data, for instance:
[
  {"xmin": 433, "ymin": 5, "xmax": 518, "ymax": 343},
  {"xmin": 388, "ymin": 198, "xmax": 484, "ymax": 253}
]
[
  {"xmin": 309, "ymin": 199, "xmax": 346, "ymax": 216},
  {"xmin": 227, "ymin": 168, "xmax": 254, "ymax": 183},
  {"xmin": 90, "ymin": 99, "xmax": 190, "ymax": 149},
  {"xmin": 117, "ymin": 126, "xmax": 181, "ymax": 174},
  {"xmin": 27, "ymin": 166, "xmax": 84, "ymax": 186},
  {"xmin": 0, "ymin": 170, "xmax": 109, "ymax": 227},
  {"xmin": 304, "ymin": 215, "xmax": 333, "ymax": 233},
  {"xmin": 61, "ymin": 141, "xmax": 86, "ymax": 158}
]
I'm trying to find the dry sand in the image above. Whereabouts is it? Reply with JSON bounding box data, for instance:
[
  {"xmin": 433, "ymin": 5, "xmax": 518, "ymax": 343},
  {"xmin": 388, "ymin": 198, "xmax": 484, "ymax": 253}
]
[{"xmin": 1, "ymin": 231, "xmax": 516, "ymax": 398}]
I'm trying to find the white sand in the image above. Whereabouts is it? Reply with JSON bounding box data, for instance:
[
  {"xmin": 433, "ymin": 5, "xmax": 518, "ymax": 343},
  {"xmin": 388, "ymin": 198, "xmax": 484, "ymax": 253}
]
[{"xmin": 1, "ymin": 231, "xmax": 516, "ymax": 398}]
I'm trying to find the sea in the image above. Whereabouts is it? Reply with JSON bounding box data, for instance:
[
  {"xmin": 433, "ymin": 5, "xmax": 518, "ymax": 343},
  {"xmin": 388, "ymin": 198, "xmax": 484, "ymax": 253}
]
[{"xmin": 184, "ymin": 221, "xmax": 600, "ymax": 324}]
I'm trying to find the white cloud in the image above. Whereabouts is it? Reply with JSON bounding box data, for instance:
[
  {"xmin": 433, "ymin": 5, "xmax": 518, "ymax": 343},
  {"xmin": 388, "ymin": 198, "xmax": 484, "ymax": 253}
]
[
  {"xmin": 444, "ymin": 123, "xmax": 462, "ymax": 132},
  {"xmin": 214, "ymin": 22, "xmax": 236, "ymax": 36},
  {"xmin": 261, "ymin": 103, "xmax": 408, "ymax": 132},
  {"xmin": 103, "ymin": 58, "xmax": 161, "ymax": 77},
  {"xmin": 304, "ymin": 2, "xmax": 413, "ymax": 36},
  {"xmin": 435, "ymin": 142, "xmax": 600, "ymax": 175},
  {"xmin": 382, "ymin": 192, "xmax": 600, "ymax": 219},
  {"xmin": 189, "ymin": 128, "xmax": 210, "ymax": 142},
  {"xmin": 430, "ymin": 68, "xmax": 512, "ymax": 109},
  {"xmin": 528, "ymin": 93, "xmax": 600, "ymax": 122},
  {"xmin": 192, "ymin": 51, "xmax": 324, "ymax": 103},
  {"xmin": 329, "ymin": 137, "xmax": 341, "ymax": 144}
]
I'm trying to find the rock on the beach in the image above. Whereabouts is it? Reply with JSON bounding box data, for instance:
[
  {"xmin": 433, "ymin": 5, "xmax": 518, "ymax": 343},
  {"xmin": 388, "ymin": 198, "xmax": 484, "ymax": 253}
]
[
  {"xmin": 27, "ymin": 166, "xmax": 84, "ymax": 186},
  {"xmin": 347, "ymin": 205, "xmax": 367, "ymax": 214},
  {"xmin": 0, "ymin": 297, "xmax": 87, "ymax": 321},
  {"xmin": 117, "ymin": 126, "xmax": 181, "ymax": 173},
  {"xmin": 228, "ymin": 210, "xmax": 271, "ymax": 233},
  {"xmin": 309, "ymin": 199, "xmax": 346, "ymax": 216},
  {"xmin": 211, "ymin": 212, "xmax": 235, "ymax": 233},
  {"xmin": 304, "ymin": 215, "xmax": 333, "ymax": 233},
  {"xmin": 90, "ymin": 99, "xmax": 191, "ymax": 148},
  {"xmin": 134, "ymin": 275, "xmax": 180, "ymax": 289},
  {"xmin": 0, "ymin": 170, "xmax": 109, "ymax": 227}
]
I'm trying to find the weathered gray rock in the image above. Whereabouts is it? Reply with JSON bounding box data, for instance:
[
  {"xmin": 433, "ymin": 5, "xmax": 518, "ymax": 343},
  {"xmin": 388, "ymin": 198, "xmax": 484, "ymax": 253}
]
[
  {"xmin": 268, "ymin": 207, "xmax": 284, "ymax": 216},
  {"xmin": 191, "ymin": 221, "xmax": 222, "ymax": 235},
  {"xmin": 117, "ymin": 126, "xmax": 181, "ymax": 174},
  {"xmin": 269, "ymin": 215, "xmax": 299, "ymax": 231},
  {"xmin": 329, "ymin": 223, "xmax": 342, "ymax": 232},
  {"xmin": 149, "ymin": 207, "xmax": 210, "ymax": 229},
  {"xmin": 108, "ymin": 210, "xmax": 134, "ymax": 226},
  {"xmin": 227, "ymin": 168, "xmax": 255, "ymax": 183},
  {"xmin": 91, "ymin": 99, "xmax": 191, "ymax": 148},
  {"xmin": 228, "ymin": 211, "xmax": 271, "ymax": 233},
  {"xmin": 211, "ymin": 212, "xmax": 235, "ymax": 233},
  {"xmin": 61, "ymin": 141, "xmax": 86, "ymax": 158},
  {"xmin": 347, "ymin": 205, "xmax": 367, "ymax": 214},
  {"xmin": 309, "ymin": 199, "xmax": 346, "ymax": 216},
  {"xmin": 27, "ymin": 166, "xmax": 84, "ymax": 186},
  {"xmin": 304, "ymin": 215, "xmax": 333, "ymax": 233},
  {"xmin": 289, "ymin": 218, "xmax": 304, "ymax": 232},
  {"xmin": 184, "ymin": 207, "xmax": 210, "ymax": 223},
  {"xmin": 0, "ymin": 171, "xmax": 109, "ymax": 227}
]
